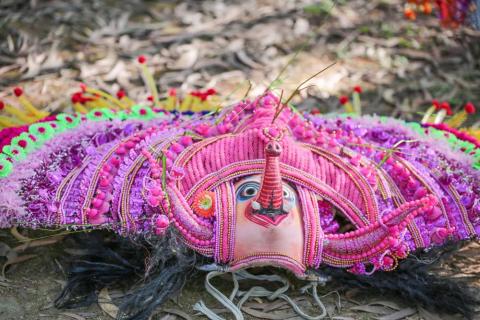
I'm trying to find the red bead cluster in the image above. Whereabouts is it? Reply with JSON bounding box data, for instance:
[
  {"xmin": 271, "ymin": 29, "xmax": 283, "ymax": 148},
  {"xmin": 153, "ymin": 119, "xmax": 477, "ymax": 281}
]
[
  {"xmin": 432, "ymin": 100, "xmax": 453, "ymax": 115},
  {"xmin": 433, "ymin": 100, "xmax": 476, "ymax": 116},
  {"xmin": 168, "ymin": 88, "xmax": 177, "ymax": 97},
  {"xmin": 464, "ymin": 102, "xmax": 476, "ymax": 114},
  {"xmin": 13, "ymin": 87, "xmax": 23, "ymax": 97},
  {"xmin": 71, "ymin": 92, "xmax": 95, "ymax": 104},
  {"xmin": 116, "ymin": 89, "xmax": 126, "ymax": 99},
  {"xmin": 338, "ymin": 85, "xmax": 362, "ymax": 105},
  {"xmin": 190, "ymin": 88, "xmax": 217, "ymax": 101},
  {"xmin": 339, "ymin": 96, "xmax": 349, "ymax": 105},
  {"xmin": 137, "ymin": 55, "xmax": 147, "ymax": 64}
]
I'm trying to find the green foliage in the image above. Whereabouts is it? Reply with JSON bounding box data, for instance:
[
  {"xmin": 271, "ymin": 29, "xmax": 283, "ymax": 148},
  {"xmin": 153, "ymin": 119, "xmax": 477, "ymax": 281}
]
[
  {"xmin": 380, "ymin": 23, "xmax": 394, "ymax": 38},
  {"xmin": 359, "ymin": 25, "xmax": 371, "ymax": 34},
  {"xmin": 303, "ymin": 0, "xmax": 345, "ymax": 16},
  {"xmin": 398, "ymin": 37, "xmax": 415, "ymax": 48}
]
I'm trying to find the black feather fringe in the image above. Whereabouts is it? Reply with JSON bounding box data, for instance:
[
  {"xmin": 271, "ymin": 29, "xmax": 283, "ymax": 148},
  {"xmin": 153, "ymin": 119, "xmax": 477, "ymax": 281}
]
[
  {"xmin": 56, "ymin": 232, "xmax": 479, "ymax": 319},
  {"xmin": 55, "ymin": 230, "xmax": 198, "ymax": 320},
  {"xmin": 54, "ymin": 232, "xmax": 144, "ymax": 308},
  {"xmin": 317, "ymin": 241, "xmax": 479, "ymax": 319}
]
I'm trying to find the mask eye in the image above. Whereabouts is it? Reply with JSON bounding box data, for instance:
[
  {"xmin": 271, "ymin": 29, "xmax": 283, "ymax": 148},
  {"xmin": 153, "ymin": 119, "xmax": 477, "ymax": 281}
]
[
  {"xmin": 244, "ymin": 187, "xmax": 257, "ymax": 196},
  {"xmin": 282, "ymin": 186, "xmax": 293, "ymax": 200},
  {"xmin": 237, "ymin": 182, "xmax": 260, "ymax": 201}
]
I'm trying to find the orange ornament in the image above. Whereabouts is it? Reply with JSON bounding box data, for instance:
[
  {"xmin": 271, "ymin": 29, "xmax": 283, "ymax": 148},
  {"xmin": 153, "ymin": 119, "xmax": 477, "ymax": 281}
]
[
  {"xmin": 422, "ymin": 2, "xmax": 433, "ymax": 14},
  {"xmin": 192, "ymin": 191, "xmax": 216, "ymax": 218},
  {"xmin": 404, "ymin": 7, "xmax": 417, "ymax": 20}
]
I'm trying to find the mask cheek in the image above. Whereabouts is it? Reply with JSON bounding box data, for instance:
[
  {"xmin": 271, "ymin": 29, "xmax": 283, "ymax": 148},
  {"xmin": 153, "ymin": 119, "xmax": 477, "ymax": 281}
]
[
  {"xmin": 283, "ymin": 196, "xmax": 297, "ymax": 212},
  {"xmin": 236, "ymin": 199, "xmax": 251, "ymax": 216}
]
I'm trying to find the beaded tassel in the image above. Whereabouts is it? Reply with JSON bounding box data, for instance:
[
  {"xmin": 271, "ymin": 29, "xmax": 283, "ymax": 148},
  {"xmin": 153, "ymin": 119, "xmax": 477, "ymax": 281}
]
[
  {"xmin": 13, "ymin": 87, "xmax": 48, "ymax": 120},
  {"xmin": 137, "ymin": 55, "xmax": 160, "ymax": 107},
  {"xmin": 447, "ymin": 102, "xmax": 476, "ymax": 128},
  {"xmin": 0, "ymin": 100, "xmax": 36, "ymax": 124}
]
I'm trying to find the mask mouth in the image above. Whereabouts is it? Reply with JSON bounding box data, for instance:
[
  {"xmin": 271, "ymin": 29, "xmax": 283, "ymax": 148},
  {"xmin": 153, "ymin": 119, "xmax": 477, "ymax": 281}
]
[{"xmin": 251, "ymin": 200, "xmax": 287, "ymax": 217}]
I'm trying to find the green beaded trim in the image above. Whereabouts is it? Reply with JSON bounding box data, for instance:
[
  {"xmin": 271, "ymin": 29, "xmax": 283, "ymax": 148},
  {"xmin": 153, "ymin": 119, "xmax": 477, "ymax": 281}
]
[
  {"xmin": 328, "ymin": 114, "xmax": 479, "ymax": 170},
  {"xmin": 29, "ymin": 122, "xmax": 55, "ymax": 142},
  {"xmin": 404, "ymin": 122, "xmax": 479, "ymax": 170},
  {"xmin": 86, "ymin": 108, "xmax": 117, "ymax": 121},
  {"xmin": 0, "ymin": 105, "xmax": 165, "ymax": 179},
  {"xmin": 0, "ymin": 153, "xmax": 13, "ymax": 178},
  {"xmin": 364, "ymin": 118, "xmax": 480, "ymax": 168},
  {"xmin": 56, "ymin": 113, "xmax": 81, "ymax": 129},
  {"xmin": 131, "ymin": 105, "xmax": 157, "ymax": 120}
]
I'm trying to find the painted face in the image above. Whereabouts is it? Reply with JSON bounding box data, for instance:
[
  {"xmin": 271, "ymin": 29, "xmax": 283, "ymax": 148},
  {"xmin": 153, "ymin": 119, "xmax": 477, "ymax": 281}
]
[{"xmin": 231, "ymin": 175, "xmax": 306, "ymax": 272}]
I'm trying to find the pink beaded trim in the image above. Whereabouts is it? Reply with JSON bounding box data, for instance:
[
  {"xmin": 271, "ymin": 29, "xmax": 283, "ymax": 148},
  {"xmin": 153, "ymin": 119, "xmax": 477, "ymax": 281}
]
[
  {"xmin": 322, "ymin": 195, "xmax": 437, "ymax": 266},
  {"xmin": 214, "ymin": 181, "xmax": 236, "ymax": 263},
  {"xmin": 229, "ymin": 253, "xmax": 307, "ymax": 277},
  {"xmin": 298, "ymin": 185, "xmax": 323, "ymax": 267},
  {"xmin": 119, "ymin": 130, "xmax": 166, "ymax": 232},
  {"xmin": 57, "ymin": 159, "xmax": 91, "ymax": 225},
  {"xmin": 448, "ymin": 185, "xmax": 476, "ymax": 236},
  {"xmin": 184, "ymin": 160, "xmax": 370, "ymax": 228},
  {"xmin": 304, "ymin": 144, "xmax": 379, "ymax": 223}
]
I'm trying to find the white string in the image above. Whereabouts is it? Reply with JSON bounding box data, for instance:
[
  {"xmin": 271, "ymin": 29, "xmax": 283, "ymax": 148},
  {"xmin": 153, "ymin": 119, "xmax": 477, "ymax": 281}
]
[{"xmin": 194, "ymin": 269, "xmax": 328, "ymax": 320}]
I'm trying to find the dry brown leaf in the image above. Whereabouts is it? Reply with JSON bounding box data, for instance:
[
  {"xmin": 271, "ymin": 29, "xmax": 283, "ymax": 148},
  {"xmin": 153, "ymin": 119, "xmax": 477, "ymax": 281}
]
[
  {"xmin": 59, "ymin": 312, "xmax": 87, "ymax": 320},
  {"xmin": 0, "ymin": 275, "xmax": 12, "ymax": 287},
  {"xmin": 261, "ymin": 299, "xmax": 290, "ymax": 312},
  {"xmin": 241, "ymin": 307, "xmax": 297, "ymax": 320},
  {"xmin": 14, "ymin": 236, "xmax": 64, "ymax": 252},
  {"xmin": 0, "ymin": 242, "xmax": 16, "ymax": 260},
  {"xmin": 2, "ymin": 253, "xmax": 37, "ymax": 277},
  {"xmin": 376, "ymin": 307, "xmax": 416, "ymax": 320},
  {"xmin": 417, "ymin": 306, "xmax": 443, "ymax": 320},
  {"xmin": 104, "ymin": 60, "xmax": 127, "ymax": 82},
  {"xmin": 242, "ymin": 301, "xmax": 264, "ymax": 309},
  {"xmin": 10, "ymin": 227, "xmax": 32, "ymax": 242},
  {"xmin": 167, "ymin": 45, "xmax": 198, "ymax": 70},
  {"xmin": 0, "ymin": 3, "xmax": 480, "ymax": 319},
  {"xmin": 344, "ymin": 288, "xmax": 361, "ymax": 300},
  {"xmin": 350, "ymin": 305, "xmax": 392, "ymax": 315},
  {"xmin": 162, "ymin": 308, "xmax": 192, "ymax": 320},
  {"xmin": 235, "ymin": 50, "xmax": 263, "ymax": 69},
  {"xmin": 98, "ymin": 287, "xmax": 119, "ymax": 319},
  {"xmin": 368, "ymin": 300, "xmax": 401, "ymax": 311},
  {"xmin": 382, "ymin": 88, "xmax": 395, "ymax": 105},
  {"xmin": 63, "ymin": 248, "xmax": 90, "ymax": 256}
]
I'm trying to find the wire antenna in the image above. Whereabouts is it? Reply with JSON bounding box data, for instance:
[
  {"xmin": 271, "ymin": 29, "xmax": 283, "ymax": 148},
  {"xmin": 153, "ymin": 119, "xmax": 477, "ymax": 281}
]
[{"xmin": 271, "ymin": 61, "xmax": 337, "ymax": 124}]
